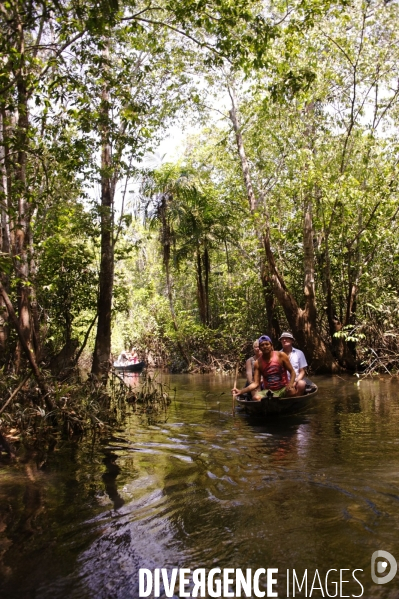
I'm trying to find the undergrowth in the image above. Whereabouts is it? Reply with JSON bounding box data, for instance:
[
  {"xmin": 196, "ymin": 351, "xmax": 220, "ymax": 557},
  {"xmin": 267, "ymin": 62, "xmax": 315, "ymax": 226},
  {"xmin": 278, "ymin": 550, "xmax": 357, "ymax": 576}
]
[{"xmin": 0, "ymin": 370, "xmax": 172, "ymax": 457}]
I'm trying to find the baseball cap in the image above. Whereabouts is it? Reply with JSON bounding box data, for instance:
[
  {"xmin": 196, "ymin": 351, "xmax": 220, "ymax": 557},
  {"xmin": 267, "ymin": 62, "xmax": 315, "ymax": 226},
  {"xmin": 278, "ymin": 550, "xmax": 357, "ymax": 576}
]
[{"xmin": 258, "ymin": 335, "xmax": 272, "ymax": 344}]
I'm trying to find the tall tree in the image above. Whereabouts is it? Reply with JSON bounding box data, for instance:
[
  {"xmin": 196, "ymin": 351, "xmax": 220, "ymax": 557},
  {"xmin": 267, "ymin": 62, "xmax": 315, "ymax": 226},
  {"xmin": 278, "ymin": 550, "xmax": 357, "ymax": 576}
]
[
  {"xmin": 83, "ymin": 0, "xmax": 289, "ymax": 378},
  {"xmin": 0, "ymin": 0, "xmax": 99, "ymax": 379}
]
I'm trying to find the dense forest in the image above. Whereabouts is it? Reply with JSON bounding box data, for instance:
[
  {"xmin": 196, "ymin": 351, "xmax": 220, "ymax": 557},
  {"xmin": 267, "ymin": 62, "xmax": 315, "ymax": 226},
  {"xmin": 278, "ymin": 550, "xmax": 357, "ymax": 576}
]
[{"xmin": 1, "ymin": 0, "xmax": 399, "ymax": 416}]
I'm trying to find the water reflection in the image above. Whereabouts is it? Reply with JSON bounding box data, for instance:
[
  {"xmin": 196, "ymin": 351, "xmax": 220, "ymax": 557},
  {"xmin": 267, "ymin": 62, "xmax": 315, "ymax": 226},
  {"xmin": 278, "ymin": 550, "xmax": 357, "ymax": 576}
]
[
  {"xmin": 121, "ymin": 372, "xmax": 142, "ymax": 390},
  {"xmin": 1, "ymin": 374, "xmax": 399, "ymax": 598},
  {"xmin": 102, "ymin": 452, "xmax": 125, "ymax": 509}
]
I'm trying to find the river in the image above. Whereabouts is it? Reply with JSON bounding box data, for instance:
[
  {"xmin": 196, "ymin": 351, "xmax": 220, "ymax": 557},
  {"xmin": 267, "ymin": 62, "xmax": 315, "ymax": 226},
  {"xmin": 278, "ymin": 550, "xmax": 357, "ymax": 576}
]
[{"xmin": 0, "ymin": 374, "xmax": 399, "ymax": 598}]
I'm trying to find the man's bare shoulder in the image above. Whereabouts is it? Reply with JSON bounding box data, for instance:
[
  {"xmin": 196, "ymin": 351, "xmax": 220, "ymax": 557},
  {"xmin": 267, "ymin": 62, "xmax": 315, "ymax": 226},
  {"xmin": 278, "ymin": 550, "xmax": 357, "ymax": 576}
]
[{"xmin": 278, "ymin": 351, "xmax": 290, "ymax": 365}]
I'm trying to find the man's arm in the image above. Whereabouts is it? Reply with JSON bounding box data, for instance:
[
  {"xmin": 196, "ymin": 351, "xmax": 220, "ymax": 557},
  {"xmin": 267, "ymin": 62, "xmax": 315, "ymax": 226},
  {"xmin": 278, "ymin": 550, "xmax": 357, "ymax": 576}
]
[
  {"xmin": 280, "ymin": 353, "xmax": 296, "ymax": 389},
  {"xmin": 296, "ymin": 350, "xmax": 308, "ymax": 381},
  {"xmin": 245, "ymin": 357, "xmax": 254, "ymax": 383},
  {"xmin": 233, "ymin": 361, "xmax": 260, "ymax": 396},
  {"xmin": 297, "ymin": 367, "xmax": 306, "ymax": 382}
]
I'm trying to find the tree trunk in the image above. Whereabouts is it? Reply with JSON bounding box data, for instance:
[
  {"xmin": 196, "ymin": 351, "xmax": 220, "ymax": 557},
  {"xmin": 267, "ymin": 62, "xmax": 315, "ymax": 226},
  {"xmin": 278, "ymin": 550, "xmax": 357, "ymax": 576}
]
[
  {"xmin": 260, "ymin": 261, "xmax": 281, "ymax": 341},
  {"xmin": 195, "ymin": 247, "xmax": 210, "ymax": 326},
  {"xmin": 157, "ymin": 193, "xmax": 190, "ymax": 366},
  {"xmin": 92, "ymin": 75, "xmax": 114, "ymax": 380},
  {"xmin": 28, "ymin": 222, "xmax": 41, "ymax": 360},
  {"xmin": 0, "ymin": 282, "xmax": 52, "ymax": 408},
  {"xmin": 303, "ymin": 201, "xmax": 316, "ymax": 320},
  {"xmin": 263, "ymin": 226, "xmax": 336, "ymax": 370},
  {"xmin": 196, "ymin": 249, "xmax": 207, "ymax": 325},
  {"xmin": 323, "ymin": 233, "xmax": 356, "ymax": 369},
  {"xmin": 229, "ymin": 88, "xmax": 338, "ymax": 372},
  {"xmin": 343, "ymin": 238, "xmax": 362, "ymax": 366},
  {"xmin": 228, "ymin": 90, "xmax": 257, "ymax": 212},
  {"xmin": 165, "ymin": 248, "xmax": 190, "ymax": 366},
  {"xmin": 0, "ymin": 109, "xmax": 10, "ymax": 360},
  {"xmin": 73, "ymin": 314, "xmax": 98, "ymax": 366},
  {"xmin": 13, "ymin": 23, "xmax": 36, "ymax": 371},
  {"xmin": 203, "ymin": 246, "xmax": 210, "ymax": 325}
]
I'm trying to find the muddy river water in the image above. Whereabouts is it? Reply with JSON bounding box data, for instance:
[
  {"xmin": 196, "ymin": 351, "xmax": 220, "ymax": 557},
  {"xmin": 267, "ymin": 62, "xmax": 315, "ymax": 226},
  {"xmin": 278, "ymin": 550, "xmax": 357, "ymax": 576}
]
[{"xmin": 1, "ymin": 373, "xmax": 399, "ymax": 598}]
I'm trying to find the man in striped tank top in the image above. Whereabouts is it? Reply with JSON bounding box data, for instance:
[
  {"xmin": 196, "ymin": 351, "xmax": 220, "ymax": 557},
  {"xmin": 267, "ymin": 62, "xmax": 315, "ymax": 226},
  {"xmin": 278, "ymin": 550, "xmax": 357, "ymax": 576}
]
[{"xmin": 233, "ymin": 335, "xmax": 302, "ymax": 400}]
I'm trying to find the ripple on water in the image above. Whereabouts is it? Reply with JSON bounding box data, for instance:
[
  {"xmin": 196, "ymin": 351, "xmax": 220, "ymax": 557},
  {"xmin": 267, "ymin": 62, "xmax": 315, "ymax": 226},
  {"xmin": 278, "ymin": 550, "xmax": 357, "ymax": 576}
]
[{"xmin": 2, "ymin": 374, "xmax": 399, "ymax": 598}]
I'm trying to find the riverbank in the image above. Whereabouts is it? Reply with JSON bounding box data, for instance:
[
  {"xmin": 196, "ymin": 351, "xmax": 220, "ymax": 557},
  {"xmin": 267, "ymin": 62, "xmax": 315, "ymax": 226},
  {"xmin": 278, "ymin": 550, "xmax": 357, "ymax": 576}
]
[{"xmin": 0, "ymin": 370, "xmax": 171, "ymax": 458}]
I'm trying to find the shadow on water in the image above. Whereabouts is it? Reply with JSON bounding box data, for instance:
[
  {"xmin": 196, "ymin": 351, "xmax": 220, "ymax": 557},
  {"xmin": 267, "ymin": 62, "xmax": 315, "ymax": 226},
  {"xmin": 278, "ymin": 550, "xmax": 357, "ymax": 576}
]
[{"xmin": 242, "ymin": 411, "xmax": 310, "ymax": 431}]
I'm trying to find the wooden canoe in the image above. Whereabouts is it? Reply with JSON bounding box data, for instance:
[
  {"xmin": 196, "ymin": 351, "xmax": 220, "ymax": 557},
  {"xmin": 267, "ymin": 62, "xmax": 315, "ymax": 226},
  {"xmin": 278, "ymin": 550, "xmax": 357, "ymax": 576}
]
[
  {"xmin": 113, "ymin": 360, "xmax": 145, "ymax": 372},
  {"xmin": 236, "ymin": 385, "xmax": 318, "ymax": 417}
]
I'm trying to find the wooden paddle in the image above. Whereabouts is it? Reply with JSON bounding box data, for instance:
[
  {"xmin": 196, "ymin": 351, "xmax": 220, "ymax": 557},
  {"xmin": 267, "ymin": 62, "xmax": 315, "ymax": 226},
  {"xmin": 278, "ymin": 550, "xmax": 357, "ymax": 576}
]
[{"xmin": 232, "ymin": 361, "xmax": 239, "ymax": 416}]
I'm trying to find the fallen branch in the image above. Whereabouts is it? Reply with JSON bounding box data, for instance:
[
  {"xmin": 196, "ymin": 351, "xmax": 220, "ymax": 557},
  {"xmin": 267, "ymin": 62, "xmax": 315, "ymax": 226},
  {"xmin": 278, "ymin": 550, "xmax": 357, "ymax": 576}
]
[
  {"xmin": 73, "ymin": 313, "xmax": 98, "ymax": 366},
  {"xmin": 0, "ymin": 372, "xmax": 32, "ymax": 415}
]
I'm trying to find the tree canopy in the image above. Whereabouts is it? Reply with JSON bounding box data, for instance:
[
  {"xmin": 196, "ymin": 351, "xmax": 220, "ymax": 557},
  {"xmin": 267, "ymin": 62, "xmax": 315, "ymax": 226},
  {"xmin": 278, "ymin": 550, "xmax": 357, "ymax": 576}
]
[{"xmin": 1, "ymin": 0, "xmax": 399, "ymax": 384}]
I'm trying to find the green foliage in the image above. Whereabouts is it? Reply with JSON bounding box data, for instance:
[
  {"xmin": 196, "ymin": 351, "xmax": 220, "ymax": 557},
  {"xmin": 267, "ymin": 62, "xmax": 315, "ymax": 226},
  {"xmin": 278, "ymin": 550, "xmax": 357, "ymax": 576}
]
[
  {"xmin": 334, "ymin": 326, "xmax": 366, "ymax": 344},
  {"xmin": 36, "ymin": 204, "xmax": 98, "ymax": 350},
  {"xmin": 2, "ymin": 0, "xmax": 399, "ymax": 376}
]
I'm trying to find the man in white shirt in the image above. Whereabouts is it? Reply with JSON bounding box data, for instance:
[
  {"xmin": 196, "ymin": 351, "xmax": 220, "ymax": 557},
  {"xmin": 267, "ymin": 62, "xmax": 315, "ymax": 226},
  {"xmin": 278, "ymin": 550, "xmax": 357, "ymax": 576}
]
[{"xmin": 279, "ymin": 332, "xmax": 307, "ymax": 394}]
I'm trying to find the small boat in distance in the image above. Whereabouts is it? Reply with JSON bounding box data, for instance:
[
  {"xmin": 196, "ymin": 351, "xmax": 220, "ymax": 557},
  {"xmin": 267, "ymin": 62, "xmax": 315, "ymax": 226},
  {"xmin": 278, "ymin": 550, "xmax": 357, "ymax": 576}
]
[
  {"xmin": 113, "ymin": 360, "xmax": 145, "ymax": 372},
  {"xmin": 236, "ymin": 384, "xmax": 318, "ymax": 417}
]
